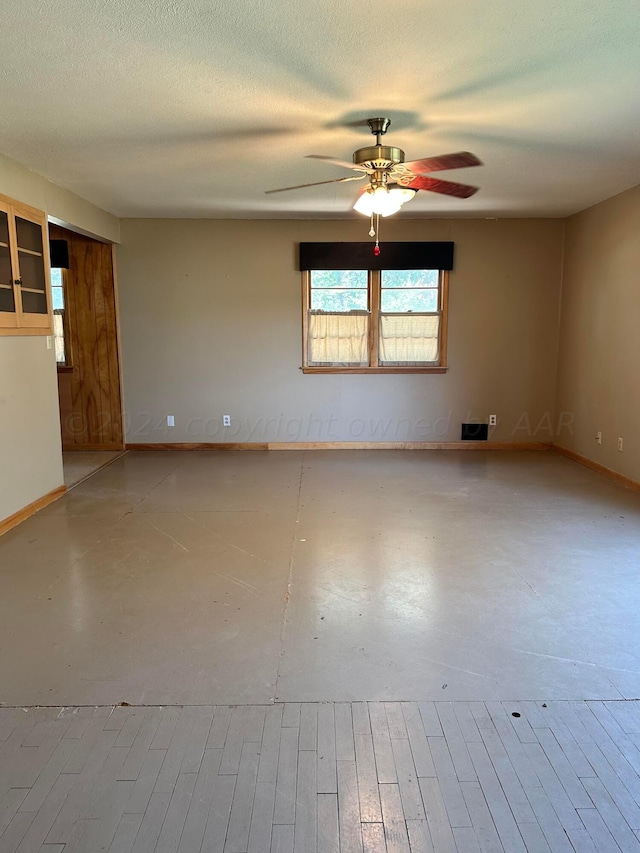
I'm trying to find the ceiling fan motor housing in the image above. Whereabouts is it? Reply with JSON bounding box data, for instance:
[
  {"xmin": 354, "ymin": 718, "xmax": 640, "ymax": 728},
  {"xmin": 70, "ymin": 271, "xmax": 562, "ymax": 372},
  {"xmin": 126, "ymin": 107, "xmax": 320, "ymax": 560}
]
[{"xmin": 353, "ymin": 145, "xmax": 405, "ymax": 170}]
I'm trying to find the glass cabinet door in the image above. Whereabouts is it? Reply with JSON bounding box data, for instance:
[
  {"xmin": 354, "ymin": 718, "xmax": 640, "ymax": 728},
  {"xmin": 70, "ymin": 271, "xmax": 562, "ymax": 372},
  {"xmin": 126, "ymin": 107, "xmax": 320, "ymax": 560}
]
[
  {"xmin": 0, "ymin": 195, "xmax": 52, "ymax": 335},
  {"xmin": 0, "ymin": 206, "xmax": 18, "ymax": 327},
  {"xmin": 15, "ymin": 212, "xmax": 50, "ymax": 327}
]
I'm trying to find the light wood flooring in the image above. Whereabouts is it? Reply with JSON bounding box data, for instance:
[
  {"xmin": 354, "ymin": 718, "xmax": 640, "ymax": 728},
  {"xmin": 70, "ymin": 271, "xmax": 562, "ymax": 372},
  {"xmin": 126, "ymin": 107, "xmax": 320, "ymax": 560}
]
[{"xmin": 2, "ymin": 699, "xmax": 640, "ymax": 852}]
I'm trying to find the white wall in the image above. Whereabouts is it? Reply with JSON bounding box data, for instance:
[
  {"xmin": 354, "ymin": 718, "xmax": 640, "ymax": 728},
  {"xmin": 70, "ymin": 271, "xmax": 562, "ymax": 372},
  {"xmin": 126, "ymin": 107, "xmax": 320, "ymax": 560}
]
[
  {"xmin": 555, "ymin": 184, "xmax": 640, "ymax": 480},
  {"xmin": 117, "ymin": 217, "xmax": 564, "ymax": 445},
  {"xmin": 0, "ymin": 153, "xmax": 119, "ymax": 522}
]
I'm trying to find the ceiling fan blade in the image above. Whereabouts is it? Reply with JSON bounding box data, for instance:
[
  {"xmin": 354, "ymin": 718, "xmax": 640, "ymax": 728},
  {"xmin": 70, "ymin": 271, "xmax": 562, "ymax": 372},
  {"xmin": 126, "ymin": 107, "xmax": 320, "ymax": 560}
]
[
  {"xmin": 403, "ymin": 175, "xmax": 479, "ymax": 198},
  {"xmin": 265, "ymin": 175, "xmax": 366, "ymax": 194},
  {"xmin": 401, "ymin": 152, "xmax": 482, "ymax": 174},
  {"xmin": 305, "ymin": 154, "xmax": 370, "ymax": 172}
]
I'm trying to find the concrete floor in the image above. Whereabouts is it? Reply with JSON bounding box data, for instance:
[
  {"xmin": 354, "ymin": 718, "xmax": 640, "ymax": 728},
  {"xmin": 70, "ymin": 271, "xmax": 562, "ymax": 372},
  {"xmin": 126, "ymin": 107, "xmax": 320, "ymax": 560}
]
[
  {"xmin": 62, "ymin": 450, "xmax": 126, "ymax": 489},
  {"xmin": 1, "ymin": 450, "xmax": 639, "ymax": 708}
]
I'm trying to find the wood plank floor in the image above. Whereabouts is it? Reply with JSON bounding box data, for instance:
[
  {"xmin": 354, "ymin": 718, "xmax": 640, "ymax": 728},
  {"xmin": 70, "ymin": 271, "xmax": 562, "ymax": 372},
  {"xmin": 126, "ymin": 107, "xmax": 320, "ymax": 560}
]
[{"xmin": 2, "ymin": 700, "xmax": 640, "ymax": 852}]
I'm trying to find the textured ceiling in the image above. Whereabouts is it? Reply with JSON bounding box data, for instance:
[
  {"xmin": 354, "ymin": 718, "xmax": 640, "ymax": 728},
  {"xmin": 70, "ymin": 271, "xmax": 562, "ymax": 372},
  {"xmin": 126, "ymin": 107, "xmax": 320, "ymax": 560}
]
[{"xmin": 1, "ymin": 0, "xmax": 639, "ymax": 219}]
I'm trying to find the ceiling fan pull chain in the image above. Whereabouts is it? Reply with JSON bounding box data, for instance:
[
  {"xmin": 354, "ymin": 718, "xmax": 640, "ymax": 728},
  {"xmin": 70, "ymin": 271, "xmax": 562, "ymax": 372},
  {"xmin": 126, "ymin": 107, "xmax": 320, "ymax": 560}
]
[
  {"xmin": 374, "ymin": 214, "xmax": 381, "ymax": 256},
  {"xmin": 369, "ymin": 213, "xmax": 375, "ymax": 238}
]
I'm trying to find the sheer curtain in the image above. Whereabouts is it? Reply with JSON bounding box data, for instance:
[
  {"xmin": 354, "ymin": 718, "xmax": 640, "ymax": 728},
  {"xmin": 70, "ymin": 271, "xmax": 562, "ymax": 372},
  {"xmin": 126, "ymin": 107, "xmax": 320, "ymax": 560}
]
[
  {"xmin": 53, "ymin": 311, "xmax": 66, "ymax": 365},
  {"xmin": 308, "ymin": 311, "xmax": 369, "ymax": 365},
  {"xmin": 379, "ymin": 313, "xmax": 440, "ymax": 364}
]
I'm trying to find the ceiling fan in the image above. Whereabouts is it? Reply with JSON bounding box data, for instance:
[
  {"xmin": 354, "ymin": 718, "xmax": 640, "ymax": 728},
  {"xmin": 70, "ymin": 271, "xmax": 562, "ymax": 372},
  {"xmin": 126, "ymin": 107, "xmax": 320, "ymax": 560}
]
[{"xmin": 266, "ymin": 117, "xmax": 482, "ymax": 249}]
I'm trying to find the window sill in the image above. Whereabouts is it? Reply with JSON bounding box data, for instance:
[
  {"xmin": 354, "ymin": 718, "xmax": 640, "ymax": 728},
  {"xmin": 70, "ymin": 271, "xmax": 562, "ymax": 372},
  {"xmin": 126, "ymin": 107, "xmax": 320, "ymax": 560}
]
[{"xmin": 301, "ymin": 366, "xmax": 448, "ymax": 375}]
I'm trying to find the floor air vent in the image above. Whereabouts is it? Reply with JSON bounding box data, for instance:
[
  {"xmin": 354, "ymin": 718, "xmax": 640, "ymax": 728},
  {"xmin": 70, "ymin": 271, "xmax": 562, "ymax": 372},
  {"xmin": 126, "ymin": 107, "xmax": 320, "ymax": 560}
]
[{"xmin": 461, "ymin": 423, "xmax": 488, "ymax": 441}]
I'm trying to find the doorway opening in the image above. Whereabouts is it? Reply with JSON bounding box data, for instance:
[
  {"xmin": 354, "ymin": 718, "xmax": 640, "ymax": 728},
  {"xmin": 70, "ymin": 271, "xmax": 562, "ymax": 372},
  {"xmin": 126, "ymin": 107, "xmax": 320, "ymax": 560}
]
[{"xmin": 49, "ymin": 224, "xmax": 125, "ymax": 486}]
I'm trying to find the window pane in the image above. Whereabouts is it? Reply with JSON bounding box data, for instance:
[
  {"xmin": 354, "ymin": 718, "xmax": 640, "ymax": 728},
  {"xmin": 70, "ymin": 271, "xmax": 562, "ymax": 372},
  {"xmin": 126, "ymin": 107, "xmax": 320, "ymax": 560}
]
[
  {"xmin": 381, "ymin": 269, "xmax": 438, "ymax": 288},
  {"xmin": 51, "ymin": 269, "xmax": 65, "ymax": 312},
  {"xmin": 52, "ymin": 287, "xmax": 64, "ymax": 311},
  {"xmin": 381, "ymin": 289, "xmax": 438, "ymax": 312},
  {"xmin": 311, "ymin": 270, "xmax": 368, "ymax": 289},
  {"xmin": 311, "ymin": 270, "xmax": 368, "ymax": 311},
  {"xmin": 311, "ymin": 289, "xmax": 368, "ymax": 311}
]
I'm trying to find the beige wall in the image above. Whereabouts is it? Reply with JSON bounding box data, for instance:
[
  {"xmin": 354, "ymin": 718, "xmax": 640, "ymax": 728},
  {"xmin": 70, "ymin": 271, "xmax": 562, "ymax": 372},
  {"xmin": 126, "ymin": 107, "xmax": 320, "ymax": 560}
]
[
  {"xmin": 555, "ymin": 185, "xmax": 640, "ymax": 479},
  {"xmin": 0, "ymin": 337, "xmax": 63, "ymax": 521},
  {"xmin": 0, "ymin": 152, "xmax": 119, "ymax": 244},
  {"xmin": 117, "ymin": 217, "xmax": 564, "ymax": 444},
  {"xmin": 0, "ymin": 154, "xmax": 119, "ymax": 522}
]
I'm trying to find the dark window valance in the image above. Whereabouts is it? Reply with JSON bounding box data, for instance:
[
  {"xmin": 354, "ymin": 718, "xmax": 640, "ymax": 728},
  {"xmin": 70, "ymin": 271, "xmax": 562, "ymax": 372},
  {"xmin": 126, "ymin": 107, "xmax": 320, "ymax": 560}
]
[
  {"xmin": 298, "ymin": 241, "xmax": 454, "ymax": 271},
  {"xmin": 50, "ymin": 239, "xmax": 70, "ymax": 269}
]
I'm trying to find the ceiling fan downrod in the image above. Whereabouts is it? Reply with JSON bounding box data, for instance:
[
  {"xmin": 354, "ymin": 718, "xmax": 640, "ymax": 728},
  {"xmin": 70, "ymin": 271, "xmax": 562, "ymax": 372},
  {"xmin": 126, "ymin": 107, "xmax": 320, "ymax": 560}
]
[{"xmin": 368, "ymin": 117, "xmax": 390, "ymax": 144}]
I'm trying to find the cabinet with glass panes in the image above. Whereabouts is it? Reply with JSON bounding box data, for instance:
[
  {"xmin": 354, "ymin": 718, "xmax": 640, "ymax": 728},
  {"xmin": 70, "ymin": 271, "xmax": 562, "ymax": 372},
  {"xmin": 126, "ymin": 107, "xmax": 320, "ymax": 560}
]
[{"xmin": 0, "ymin": 193, "xmax": 51, "ymax": 334}]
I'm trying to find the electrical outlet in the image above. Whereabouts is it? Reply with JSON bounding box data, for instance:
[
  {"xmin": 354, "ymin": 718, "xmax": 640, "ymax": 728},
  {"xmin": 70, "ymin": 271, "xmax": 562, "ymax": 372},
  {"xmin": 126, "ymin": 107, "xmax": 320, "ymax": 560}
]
[
  {"xmin": 596, "ymin": 431, "xmax": 602, "ymax": 445},
  {"xmin": 46, "ymin": 335, "xmax": 52, "ymax": 350},
  {"xmin": 489, "ymin": 414, "xmax": 497, "ymax": 426},
  {"xmin": 167, "ymin": 415, "xmax": 175, "ymax": 427},
  {"xmin": 223, "ymin": 415, "xmax": 231, "ymax": 427},
  {"xmin": 618, "ymin": 437, "xmax": 623, "ymax": 452}
]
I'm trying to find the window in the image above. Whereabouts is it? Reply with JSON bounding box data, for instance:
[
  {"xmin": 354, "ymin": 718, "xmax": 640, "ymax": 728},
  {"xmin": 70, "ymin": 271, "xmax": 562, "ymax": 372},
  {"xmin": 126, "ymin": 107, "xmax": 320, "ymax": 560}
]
[
  {"xmin": 302, "ymin": 267, "xmax": 449, "ymax": 373},
  {"xmin": 50, "ymin": 267, "xmax": 69, "ymax": 365}
]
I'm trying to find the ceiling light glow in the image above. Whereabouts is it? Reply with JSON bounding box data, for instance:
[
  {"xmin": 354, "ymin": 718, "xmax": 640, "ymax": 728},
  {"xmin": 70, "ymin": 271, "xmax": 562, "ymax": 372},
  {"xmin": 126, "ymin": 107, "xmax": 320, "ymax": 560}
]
[{"xmin": 353, "ymin": 184, "xmax": 416, "ymax": 218}]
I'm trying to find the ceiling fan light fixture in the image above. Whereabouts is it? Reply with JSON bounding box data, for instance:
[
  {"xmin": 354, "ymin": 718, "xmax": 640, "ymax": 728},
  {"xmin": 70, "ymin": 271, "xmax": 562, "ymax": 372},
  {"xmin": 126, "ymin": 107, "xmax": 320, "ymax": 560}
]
[
  {"xmin": 353, "ymin": 185, "xmax": 416, "ymax": 217},
  {"xmin": 354, "ymin": 186, "xmax": 404, "ymax": 218},
  {"xmin": 353, "ymin": 189, "xmax": 375, "ymax": 217},
  {"xmin": 387, "ymin": 184, "xmax": 417, "ymax": 206},
  {"xmin": 372, "ymin": 186, "xmax": 403, "ymax": 216}
]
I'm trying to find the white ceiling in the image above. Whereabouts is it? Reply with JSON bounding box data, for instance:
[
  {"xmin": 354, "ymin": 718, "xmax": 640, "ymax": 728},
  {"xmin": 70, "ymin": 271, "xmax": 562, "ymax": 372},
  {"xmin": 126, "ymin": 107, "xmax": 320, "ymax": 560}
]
[{"xmin": 1, "ymin": 0, "xmax": 639, "ymax": 219}]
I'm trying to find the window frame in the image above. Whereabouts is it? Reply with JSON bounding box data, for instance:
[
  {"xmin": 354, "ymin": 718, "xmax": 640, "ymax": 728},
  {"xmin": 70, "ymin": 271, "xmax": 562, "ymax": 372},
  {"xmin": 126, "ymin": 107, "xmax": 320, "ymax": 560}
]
[{"xmin": 301, "ymin": 268, "xmax": 449, "ymax": 374}]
